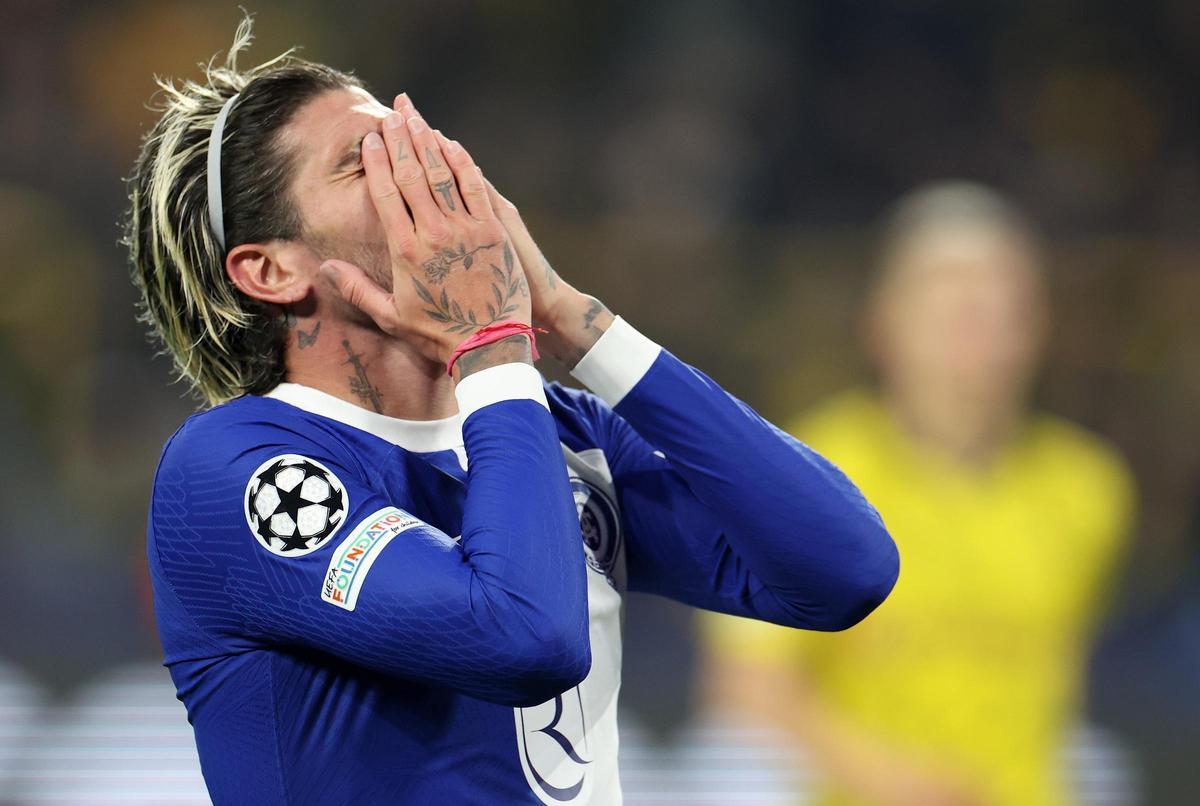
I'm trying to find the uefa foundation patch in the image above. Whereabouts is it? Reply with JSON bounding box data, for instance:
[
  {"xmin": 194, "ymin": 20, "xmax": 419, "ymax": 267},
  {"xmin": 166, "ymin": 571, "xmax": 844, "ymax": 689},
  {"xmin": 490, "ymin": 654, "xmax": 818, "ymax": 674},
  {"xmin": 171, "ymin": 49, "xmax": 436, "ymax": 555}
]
[{"xmin": 321, "ymin": 507, "xmax": 424, "ymax": 610}]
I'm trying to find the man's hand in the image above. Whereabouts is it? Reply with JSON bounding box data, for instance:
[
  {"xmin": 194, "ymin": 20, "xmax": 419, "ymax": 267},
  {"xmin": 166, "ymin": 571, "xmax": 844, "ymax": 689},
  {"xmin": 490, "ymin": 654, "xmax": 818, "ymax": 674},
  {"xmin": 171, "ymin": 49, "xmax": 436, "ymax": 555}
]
[
  {"xmin": 427, "ymin": 129, "xmax": 615, "ymax": 369},
  {"xmin": 322, "ymin": 96, "xmax": 532, "ymax": 378},
  {"xmin": 482, "ymin": 176, "xmax": 616, "ymax": 369}
]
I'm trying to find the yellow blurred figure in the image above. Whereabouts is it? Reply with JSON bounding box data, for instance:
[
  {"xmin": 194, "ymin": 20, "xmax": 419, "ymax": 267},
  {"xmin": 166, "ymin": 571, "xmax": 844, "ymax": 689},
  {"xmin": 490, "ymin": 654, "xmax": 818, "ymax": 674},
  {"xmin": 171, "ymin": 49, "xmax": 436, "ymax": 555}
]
[{"xmin": 703, "ymin": 183, "xmax": 1135, "ymax": 806}]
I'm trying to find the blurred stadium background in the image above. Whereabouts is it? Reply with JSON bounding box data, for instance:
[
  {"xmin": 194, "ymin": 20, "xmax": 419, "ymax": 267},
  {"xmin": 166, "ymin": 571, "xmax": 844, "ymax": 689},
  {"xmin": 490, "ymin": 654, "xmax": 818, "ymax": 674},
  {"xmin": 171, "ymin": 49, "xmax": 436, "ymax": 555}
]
[{"xmin": 2, "ymin": 1, "xmax": 1199, "ymax": 803}]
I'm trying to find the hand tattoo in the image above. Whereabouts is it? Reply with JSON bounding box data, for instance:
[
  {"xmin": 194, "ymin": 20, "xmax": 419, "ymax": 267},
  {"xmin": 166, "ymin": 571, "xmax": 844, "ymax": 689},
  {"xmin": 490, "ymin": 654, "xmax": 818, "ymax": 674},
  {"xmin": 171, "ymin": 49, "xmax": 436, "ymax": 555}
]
[
  {"xmin": 421, "ymin": 241, "xmax": 498, "ymax": 284},
  {"xmin": 432, "ymin": 180, "xmax": 457, "ymax": 211},
  {"xmin": 342, "ymin": 339, "xmax": 384, "ymax": 413},
  {"xmin": 413, "ymin": 241, "xmax": 527, "ymax": 334}
]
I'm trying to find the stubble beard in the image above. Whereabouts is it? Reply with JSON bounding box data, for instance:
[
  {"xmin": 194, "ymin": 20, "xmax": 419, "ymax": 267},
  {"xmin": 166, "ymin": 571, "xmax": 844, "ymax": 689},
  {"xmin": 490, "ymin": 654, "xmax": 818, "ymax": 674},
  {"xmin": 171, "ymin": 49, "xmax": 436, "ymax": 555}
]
[{"xmin": 307, "ymin": 229, "xmax": 393, "ymax": 329}]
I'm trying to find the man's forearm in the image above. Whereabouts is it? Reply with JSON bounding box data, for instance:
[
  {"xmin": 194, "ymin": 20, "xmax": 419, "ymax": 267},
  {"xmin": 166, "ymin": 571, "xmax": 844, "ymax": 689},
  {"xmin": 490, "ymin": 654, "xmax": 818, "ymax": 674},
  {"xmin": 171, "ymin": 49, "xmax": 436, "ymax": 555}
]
[
  {"xmin": 543, "ymin": 292, "xmax": 616, "ymax": 369},
  {"xmin": 569, "ymin": 316, "xmax": 899, "ymax": 630}
]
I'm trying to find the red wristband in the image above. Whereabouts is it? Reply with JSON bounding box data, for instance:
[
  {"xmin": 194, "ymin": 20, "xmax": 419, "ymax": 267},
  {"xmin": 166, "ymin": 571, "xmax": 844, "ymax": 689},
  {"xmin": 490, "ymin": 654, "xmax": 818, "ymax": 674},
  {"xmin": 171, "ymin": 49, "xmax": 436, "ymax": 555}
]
[{"xmin": 445, "ymin": 321, "xmax": 546, "ymax": 377}]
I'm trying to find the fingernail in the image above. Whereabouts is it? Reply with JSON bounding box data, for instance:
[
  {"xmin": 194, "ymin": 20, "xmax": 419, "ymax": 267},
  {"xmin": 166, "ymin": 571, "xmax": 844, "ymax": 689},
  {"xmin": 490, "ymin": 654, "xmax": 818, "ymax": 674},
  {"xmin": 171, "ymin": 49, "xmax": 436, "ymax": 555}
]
[
  {"xmin": 320, "ymin": 262, "xmax": 339, "ymax": 279},
  {"xmin": 363, "ymin": 132, "xmax": 384, "ymax": 150},
  {"xmin": 445, "ymin": 138, "xmax": 461, "ymax": 155},
  {"xmin": 406, "ymin": 114, "xmax": 427, "ymax": 133},
  {"xmin": 384, "ymin": 112, "xmax": 404, "ymax": 130}
]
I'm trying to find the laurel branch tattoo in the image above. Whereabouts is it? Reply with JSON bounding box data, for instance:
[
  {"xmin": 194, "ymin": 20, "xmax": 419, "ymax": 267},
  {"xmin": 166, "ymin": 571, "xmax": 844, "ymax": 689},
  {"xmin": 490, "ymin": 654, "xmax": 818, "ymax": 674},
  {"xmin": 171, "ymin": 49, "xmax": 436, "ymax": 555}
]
[{"xmin": 412, "ymin": 241, "xmax": 526, "ymax": 334}]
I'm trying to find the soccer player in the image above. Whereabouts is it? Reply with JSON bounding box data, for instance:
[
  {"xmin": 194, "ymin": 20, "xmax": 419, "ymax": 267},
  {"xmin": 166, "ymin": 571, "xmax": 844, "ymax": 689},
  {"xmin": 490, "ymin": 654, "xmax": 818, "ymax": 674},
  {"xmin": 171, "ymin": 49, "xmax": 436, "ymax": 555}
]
[
  {"xmin": 127, "ymin": 22, "xmax": 898, "ymax": 805},
  {"xmin": 704, "ymin": 183, "xmax": 1135, "ymax": 806}
]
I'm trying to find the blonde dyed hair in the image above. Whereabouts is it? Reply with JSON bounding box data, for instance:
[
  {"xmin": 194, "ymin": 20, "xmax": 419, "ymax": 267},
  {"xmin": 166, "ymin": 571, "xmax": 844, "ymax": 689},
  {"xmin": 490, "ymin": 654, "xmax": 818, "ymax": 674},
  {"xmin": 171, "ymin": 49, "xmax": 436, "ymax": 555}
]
[{"xmin": 125, "ymin": 16, "xmax": 359, "ymax": 405}]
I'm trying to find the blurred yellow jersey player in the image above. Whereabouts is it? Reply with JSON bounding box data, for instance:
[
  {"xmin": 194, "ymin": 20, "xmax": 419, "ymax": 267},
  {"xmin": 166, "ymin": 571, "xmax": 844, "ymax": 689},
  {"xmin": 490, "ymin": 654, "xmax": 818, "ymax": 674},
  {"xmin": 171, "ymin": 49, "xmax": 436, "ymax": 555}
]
[{"xmin": 704, "ymin": 182, "xmax": 1135, "ymax": 806}]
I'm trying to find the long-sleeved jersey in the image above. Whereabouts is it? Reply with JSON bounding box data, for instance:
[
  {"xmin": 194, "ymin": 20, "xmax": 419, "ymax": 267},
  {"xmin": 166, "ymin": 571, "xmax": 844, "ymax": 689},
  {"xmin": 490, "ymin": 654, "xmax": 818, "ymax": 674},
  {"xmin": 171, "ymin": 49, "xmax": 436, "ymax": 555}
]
[{"xmin": 148, "ymin": 317, "xmax": 898, "ymax": 804}]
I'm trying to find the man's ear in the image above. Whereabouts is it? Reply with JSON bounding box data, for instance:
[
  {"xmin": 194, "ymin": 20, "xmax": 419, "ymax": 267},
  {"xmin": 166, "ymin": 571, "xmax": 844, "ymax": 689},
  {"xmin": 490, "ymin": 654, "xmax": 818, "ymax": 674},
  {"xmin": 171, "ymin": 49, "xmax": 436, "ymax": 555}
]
[{"xmin": 225, "ymin": 243, "xmax": 312, "ymax": 305}]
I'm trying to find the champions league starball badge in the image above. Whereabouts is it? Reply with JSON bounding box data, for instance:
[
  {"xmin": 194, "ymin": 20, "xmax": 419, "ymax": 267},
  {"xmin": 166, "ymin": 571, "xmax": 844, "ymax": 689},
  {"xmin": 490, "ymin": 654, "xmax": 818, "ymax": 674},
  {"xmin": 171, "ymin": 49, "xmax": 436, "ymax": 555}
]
[{"xmin": 244, "ymin": 454, "xmax": 349, "ymax": 556}]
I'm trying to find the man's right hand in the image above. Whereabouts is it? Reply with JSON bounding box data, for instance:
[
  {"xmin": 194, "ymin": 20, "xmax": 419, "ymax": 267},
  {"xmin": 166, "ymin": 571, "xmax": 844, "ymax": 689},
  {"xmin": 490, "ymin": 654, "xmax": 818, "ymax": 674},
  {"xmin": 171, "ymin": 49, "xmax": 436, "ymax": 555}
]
[{"xmin": 321, "ymin": 95, "xmax": 532, "ymax": 372}]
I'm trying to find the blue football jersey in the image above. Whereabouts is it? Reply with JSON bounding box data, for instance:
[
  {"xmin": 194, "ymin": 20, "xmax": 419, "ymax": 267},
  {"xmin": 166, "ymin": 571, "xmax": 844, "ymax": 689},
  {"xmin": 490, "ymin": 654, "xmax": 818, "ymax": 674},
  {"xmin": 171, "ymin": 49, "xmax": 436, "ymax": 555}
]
[{"xmin": 148, "ymin": 318, "xmax": 898, "ymax": 804}]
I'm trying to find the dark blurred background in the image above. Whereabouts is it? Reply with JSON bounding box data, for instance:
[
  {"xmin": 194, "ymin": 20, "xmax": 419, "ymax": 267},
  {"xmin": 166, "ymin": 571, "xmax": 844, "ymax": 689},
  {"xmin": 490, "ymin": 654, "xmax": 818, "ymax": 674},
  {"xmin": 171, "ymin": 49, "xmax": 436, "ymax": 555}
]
[{"xmin": 1, "ymin": 1, "xmax": 1198, "ymax": 803}]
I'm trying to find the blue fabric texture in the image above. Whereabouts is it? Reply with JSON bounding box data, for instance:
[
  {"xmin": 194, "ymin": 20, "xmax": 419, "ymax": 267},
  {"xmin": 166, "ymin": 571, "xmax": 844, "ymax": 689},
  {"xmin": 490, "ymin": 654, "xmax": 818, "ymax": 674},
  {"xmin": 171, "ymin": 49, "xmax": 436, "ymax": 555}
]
[{"xmin": 148, "ymin": 350, "xmax": 896, "ymax": 804}]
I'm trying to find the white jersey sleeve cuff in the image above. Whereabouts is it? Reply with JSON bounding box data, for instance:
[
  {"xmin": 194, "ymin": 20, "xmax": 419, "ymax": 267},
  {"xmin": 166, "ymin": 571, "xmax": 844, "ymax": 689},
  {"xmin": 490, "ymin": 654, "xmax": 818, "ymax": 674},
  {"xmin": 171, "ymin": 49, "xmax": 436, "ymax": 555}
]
[
  {"xmin": 454, "ymin": 362, "xmax": 550, "ymax": 421},
  {"xmin": 569, "ymin": 316, "xmax": 662, "ymax": 407}
]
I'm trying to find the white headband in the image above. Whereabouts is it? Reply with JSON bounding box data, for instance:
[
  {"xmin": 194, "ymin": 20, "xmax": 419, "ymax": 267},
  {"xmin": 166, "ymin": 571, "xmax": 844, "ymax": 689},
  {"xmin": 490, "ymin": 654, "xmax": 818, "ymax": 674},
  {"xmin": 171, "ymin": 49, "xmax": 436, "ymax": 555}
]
[{"xmin": 206, "ymin": 93, "xmax": 240, "ymax": 251}]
